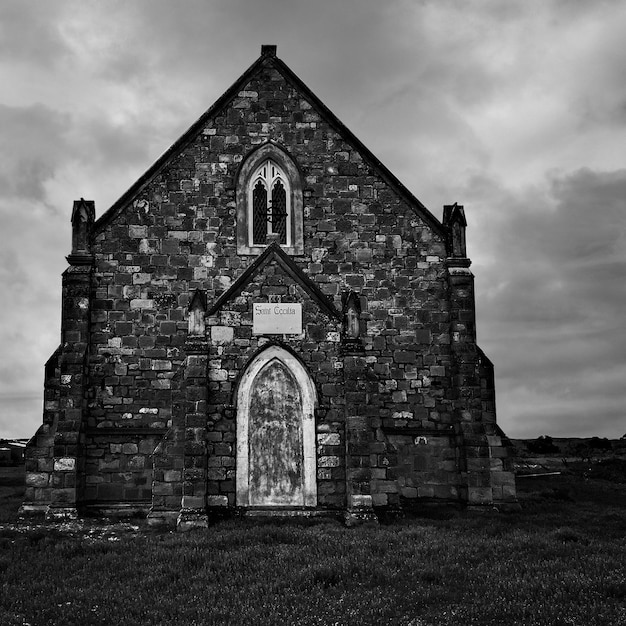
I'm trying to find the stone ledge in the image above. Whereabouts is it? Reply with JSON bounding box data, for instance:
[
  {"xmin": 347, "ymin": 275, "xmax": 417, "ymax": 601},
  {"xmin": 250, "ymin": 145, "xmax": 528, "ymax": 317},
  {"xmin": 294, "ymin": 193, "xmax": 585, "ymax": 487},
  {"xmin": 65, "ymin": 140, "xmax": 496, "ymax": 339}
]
[
  {"xmin": 239, "ymin": 507, "xmax": 339, "ymax": 519},
  {"xmin": 381, "ymin": 426, "xmax": 454, "ymax": 437},
  {"xmin": 66, "ymin": 254, "xmax": 94, "ymax": 266},
  {"xmin": 85, "ymin": 428, "xmax": 168, "ymax": 436},
  {"xmin": 82, "ymin": 502, "xmax": 151, "ymax": 518}
]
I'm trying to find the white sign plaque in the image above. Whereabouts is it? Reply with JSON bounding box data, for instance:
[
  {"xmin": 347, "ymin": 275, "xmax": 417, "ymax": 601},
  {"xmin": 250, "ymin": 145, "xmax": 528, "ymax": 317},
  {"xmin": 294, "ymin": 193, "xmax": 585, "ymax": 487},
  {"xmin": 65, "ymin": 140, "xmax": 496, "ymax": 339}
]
[{"xmin": 253, "ymin": 303, "xmax": 302, "ymax": 334}]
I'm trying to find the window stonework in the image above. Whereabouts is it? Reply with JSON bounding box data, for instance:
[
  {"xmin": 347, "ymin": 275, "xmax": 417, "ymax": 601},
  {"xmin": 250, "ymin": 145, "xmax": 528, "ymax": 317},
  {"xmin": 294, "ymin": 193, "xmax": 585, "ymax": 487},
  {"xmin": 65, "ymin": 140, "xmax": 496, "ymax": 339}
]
[{"xmin": 236, "ymin": 143, "xmax": 304, "ymax": 255}]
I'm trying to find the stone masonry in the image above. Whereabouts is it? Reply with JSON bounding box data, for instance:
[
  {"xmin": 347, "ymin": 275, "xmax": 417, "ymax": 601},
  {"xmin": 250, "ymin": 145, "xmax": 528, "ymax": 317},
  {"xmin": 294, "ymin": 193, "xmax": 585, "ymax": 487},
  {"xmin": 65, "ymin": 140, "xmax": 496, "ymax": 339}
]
[{"xmin": 21, "ymin": 45, "xmax": 517, "ymax": 527}]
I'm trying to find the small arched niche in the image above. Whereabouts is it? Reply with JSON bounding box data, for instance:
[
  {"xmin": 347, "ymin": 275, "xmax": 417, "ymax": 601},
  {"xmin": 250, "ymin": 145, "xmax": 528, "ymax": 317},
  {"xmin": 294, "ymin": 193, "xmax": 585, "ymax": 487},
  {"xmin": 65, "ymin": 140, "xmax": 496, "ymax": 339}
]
[{"xmin": 236, "ymin": 345, "xmax": 317, "ymax": 507}]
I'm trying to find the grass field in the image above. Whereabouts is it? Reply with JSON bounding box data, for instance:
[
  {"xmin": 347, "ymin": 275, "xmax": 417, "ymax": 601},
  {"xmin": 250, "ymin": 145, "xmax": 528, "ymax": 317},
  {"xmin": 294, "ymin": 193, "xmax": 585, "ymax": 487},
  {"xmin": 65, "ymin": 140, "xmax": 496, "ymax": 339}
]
[{"xmin": 1, "ymin": 463, "xmax": 625, "ymax": 626}]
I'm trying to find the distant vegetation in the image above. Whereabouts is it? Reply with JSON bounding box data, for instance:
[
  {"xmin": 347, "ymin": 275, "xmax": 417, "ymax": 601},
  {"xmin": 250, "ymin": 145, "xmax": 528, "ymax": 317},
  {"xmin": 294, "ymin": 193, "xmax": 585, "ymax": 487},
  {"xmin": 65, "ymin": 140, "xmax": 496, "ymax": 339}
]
[
  {"xmin": 519, "ymin": 435, "xmax": 624, "ymax": 460},
  {"xmin": 525, "ymin": 434, "xmax": 561, "ymax": 454}
]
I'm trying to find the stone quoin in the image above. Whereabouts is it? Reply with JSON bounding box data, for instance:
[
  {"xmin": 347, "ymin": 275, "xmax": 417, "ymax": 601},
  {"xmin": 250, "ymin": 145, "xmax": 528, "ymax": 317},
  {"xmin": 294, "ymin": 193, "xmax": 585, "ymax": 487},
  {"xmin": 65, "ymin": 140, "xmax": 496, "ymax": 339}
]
[{"xmin": 21, "ymin": 45, "xmax": 517, "ymax": 528}]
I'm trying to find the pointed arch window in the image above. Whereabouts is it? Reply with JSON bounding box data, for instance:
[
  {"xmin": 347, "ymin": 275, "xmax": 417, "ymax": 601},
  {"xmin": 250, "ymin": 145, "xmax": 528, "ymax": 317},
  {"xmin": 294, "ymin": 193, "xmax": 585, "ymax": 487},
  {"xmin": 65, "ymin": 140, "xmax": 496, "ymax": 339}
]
[
  {"xmin": 236, "ymin": 143, "xmax": 304, "ymax": 255},
  {"xmin": 249, "ymin": 160, "xmax": 291, "ymax": 246}
]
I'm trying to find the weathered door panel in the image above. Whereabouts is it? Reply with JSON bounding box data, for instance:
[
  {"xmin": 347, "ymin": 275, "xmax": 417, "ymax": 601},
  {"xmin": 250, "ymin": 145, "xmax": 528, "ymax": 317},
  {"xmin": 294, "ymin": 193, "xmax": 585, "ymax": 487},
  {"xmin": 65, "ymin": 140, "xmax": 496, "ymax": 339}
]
[
  {"xmin": 248, "ymin": 360, "xmax": 304, "ymax": 505},
  {"xmin": 236, "ymin": 346, "xmax": 317, "ymax": 508}
]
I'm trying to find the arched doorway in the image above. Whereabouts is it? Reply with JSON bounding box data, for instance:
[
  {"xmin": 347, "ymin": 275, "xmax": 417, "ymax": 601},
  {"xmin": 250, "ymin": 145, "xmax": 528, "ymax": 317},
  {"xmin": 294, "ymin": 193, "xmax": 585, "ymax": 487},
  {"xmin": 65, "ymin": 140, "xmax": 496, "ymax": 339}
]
[{"xmin": 236, "ymin": 346, "xmax": 317, "ymax": 507}]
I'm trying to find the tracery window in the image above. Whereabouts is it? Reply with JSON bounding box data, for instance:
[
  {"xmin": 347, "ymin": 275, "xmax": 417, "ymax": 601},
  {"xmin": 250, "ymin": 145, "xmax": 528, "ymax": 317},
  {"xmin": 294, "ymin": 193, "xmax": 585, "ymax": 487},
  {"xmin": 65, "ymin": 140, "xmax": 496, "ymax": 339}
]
[
  {"xmin": 236, "ymin": 142, "xmax": 304, "ymax": 255},
  {"xmin": 250, "ymin": 160, "xmax": 291, "ymax": 246}
]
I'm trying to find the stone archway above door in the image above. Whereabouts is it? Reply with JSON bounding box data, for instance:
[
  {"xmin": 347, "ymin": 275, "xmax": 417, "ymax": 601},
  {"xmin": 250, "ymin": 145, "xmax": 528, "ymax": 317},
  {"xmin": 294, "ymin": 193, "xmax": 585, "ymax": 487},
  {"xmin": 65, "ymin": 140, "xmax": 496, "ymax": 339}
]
[{"xmin": 236, "ymin": 345, "xmax": 317, "ymax": 508}]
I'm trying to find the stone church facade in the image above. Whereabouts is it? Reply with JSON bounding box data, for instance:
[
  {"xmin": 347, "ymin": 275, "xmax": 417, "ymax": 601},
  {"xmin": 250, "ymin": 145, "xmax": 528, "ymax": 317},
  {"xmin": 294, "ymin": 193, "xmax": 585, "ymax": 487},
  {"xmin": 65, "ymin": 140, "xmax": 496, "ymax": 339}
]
[{"xmin": 22, "ymin": 46, "xmax": 517, "ymax": 528}]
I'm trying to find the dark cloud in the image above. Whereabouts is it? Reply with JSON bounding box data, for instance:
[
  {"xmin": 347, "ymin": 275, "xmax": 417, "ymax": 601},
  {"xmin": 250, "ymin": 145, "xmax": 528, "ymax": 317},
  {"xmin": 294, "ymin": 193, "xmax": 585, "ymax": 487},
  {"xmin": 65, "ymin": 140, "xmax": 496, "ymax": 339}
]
[
  {"xmin": 0, "ymin": 104, "xmax": 70, "ymax": 200},
  {"xmin": 78, "ymin": 116, "xmax": 164, "ymax": 171},
  {"xmin": 0, "ymin": 203, "xmax": 64, "ymax": 401},
  {"xmin": 0, "ymin": 2, "xmax": 70, "ymax": 67},
  {"xmin": 469, "ymin": 168, "xmax": 626, "ymax": 437},
  {"xmin": 0, "ymin": 104, "xmax": 170, "ymax": 216},
  {"xmin": 484, "ymin": 168, "xmax": 626, "ymax": 323},
  {"xmin": 1, "ymin": 0, "xmax": 626, "ymax": 440},
  {"xmin": 547, "ymin": 169, "xmax": 626, "ymax": 260}
]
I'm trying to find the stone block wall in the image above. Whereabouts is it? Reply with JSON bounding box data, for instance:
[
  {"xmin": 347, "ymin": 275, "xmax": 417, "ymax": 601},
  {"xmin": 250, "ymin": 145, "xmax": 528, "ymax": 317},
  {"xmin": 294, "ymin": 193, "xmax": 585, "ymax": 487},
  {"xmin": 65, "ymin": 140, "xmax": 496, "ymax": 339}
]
[
  {"xmin": 83, "ymin": 432, "xmax": 161, "ymax": 507},
  {"xmin": 23, "ymin": 49, "xmax": 517, "ymax": 519},
  {"xmin": 21, "ymin": 348, "xmax": 62, "ymax": 515},
  {"xmin": 203, "ymin": 269, "xmax": 345, "ymax": 510},
  {"xmin": 82, "ymin": 58, "xmax": 453, "ymax": 511},
  {"xmin": 372, "ymin": 433, "xmax": 460, "ymax": 507}
]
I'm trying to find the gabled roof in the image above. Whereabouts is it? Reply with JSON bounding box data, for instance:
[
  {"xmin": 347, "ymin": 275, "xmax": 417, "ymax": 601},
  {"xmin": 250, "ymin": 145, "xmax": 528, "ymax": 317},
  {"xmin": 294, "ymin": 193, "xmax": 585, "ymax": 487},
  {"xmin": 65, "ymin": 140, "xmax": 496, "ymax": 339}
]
[
  {"xmin": 208, "ymin": 241, "xmax": 342, "ymax": 320},
  {"xmin": 93, "ymin": 45, "xmax": 444, "ymax": 236}
]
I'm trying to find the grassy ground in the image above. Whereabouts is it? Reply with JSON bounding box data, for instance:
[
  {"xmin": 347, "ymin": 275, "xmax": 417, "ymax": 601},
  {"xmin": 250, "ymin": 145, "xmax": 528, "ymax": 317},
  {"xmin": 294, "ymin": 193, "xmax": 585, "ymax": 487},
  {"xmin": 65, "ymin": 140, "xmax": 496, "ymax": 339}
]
[{"xmin": 1, "ymin": 466, "xmax": 625, "ymax": 625}]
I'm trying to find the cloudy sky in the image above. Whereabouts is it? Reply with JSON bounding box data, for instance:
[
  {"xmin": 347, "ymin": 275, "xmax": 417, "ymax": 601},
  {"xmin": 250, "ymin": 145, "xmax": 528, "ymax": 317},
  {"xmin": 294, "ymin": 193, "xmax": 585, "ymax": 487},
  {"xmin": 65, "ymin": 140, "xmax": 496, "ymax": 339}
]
[{"xmin": 1, "ymin": 0, "xmax": 625, "ymax": 440}]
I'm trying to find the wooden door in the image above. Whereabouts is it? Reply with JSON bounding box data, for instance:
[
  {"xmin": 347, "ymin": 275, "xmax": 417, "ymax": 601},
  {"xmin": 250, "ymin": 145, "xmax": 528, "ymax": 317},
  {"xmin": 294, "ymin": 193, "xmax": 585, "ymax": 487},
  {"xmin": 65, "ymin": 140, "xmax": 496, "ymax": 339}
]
[
  {"xmin": 236, "ymin": 346, "xmax": 317, "ymax": 508},
  {"xmin": 248, "ymin": 359, "xmax": 304, "ymax": 506}
]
